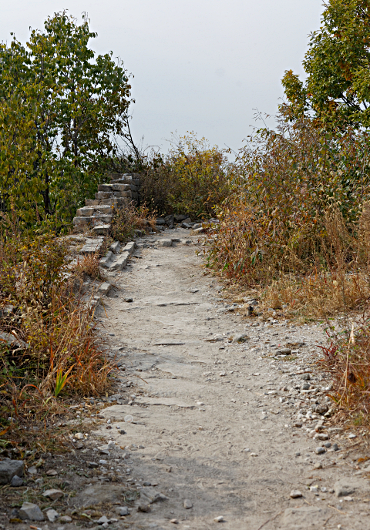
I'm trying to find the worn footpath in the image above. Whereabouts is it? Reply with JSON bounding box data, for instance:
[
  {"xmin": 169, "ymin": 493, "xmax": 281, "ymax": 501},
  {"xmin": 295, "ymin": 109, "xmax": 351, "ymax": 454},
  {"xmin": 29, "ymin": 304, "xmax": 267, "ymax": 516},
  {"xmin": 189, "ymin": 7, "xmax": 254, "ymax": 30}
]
[
  {"xmin": 90, "ymin": 228, "xmax": 370, "ymax": 529},
  {"xmin": 5, "ymin": 227, "xmax": 370, "ymax": 530}
]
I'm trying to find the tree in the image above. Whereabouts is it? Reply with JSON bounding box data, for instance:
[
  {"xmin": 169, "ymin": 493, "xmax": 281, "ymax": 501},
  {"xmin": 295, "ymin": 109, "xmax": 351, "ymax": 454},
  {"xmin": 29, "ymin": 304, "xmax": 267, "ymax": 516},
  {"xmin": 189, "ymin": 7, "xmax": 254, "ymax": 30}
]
[
  {"xmin": 0, "ymin": 12, "xmax": 133, "ymax": 227},
  {"xmin": 282, "ymin": 0, "xmax": 370, "ymax": 129}
]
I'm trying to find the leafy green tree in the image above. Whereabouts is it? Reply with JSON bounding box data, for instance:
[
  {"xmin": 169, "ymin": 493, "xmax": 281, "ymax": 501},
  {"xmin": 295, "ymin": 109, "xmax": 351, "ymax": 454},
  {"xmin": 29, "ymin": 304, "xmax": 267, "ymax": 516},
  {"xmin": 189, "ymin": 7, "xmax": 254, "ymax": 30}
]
[
  {"xmin": 0, "ymin": 12, "xmax": 132, "ymax": 227},
  {"xmin": 282, "ymin": 0, "xmax": 370, "ymax": 129}
]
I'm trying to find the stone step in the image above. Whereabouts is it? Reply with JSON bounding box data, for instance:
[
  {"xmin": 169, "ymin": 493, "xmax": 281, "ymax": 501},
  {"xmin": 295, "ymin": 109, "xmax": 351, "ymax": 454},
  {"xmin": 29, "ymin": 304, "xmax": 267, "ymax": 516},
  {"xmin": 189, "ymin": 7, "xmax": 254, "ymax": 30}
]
[
  {"xmin": 76, "ymin": 206, "xmax": 95, "ymax": 217},
  {"xmin": 94, "ymin": 204, "xmax": 113, "ymax": 214},
  {"xmin": 113, "ymin": 190, "xmax": 132, "ymax": 198},
  {"xmin": 80, "ymin": 238, "xmax": 104, "ymax": 255},
  {"xmin": 91, "ymin": 215, "xmax": 113, "ymax": 226},
  {"xmin": 95, "ymin": 191, "xmax": 113, "ymax": 199},
  {"xmin": 112, "ymin": 183, "xmax": 131, "ymax": 192},
  {"xmin": 73, "ymin": 216, "xmax": 90, "ymax": 228},
  {"xmin": 87, "ymin": 197, "xmax": 127, "ymax": 207},
  {"xmin": 109, "ymin": 252, "xmax": 130, "ymax": 270},
  {"xmin": 92, "ymin": 224, "xmax": 110, "ymax": 236},
  {"xmin": 122, "ymin": 241, "xmax": 136, "ymax": 255},
  {"xmin": 98, "ymin": 183, "xmax": 114, "ymax": 192}
]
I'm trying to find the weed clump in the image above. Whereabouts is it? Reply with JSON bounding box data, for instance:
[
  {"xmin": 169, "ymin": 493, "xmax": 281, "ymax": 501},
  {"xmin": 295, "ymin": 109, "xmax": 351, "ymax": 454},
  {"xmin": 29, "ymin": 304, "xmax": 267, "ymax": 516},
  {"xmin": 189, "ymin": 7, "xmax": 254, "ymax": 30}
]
[
  {"xmin": 320, "ymin": 319, "xmax": 370, "ymax": 426},
  {"xmin": 110, "ymin": 201, "xmax": 156, "ymax": 242}
]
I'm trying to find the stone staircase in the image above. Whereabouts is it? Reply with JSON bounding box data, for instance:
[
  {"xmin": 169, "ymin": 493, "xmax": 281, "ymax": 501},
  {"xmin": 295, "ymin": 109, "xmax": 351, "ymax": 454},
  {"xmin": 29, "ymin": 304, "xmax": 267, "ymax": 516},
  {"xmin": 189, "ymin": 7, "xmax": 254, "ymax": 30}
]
[{"xmin": 72, "ymin": 173, "xmax": 140, "ymax": 235}]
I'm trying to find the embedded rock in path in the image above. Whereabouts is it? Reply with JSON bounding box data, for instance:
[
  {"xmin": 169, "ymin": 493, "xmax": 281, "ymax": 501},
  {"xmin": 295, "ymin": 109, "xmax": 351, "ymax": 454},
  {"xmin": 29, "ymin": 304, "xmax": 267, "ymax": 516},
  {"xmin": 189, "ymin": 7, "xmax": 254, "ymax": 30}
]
[
  {"xmin": 282, "ymin": 506, "xmax": 330, "ymax": 529},
  {"xmin": 43, "ymin": 488, "xmax": 64, "ymax": 501},
  {"xmin": 75, "ymin": 484, "xmax": 124, "ymax": 507},
  {"xmin": 135, "ymin": 396, "xmax": 195, "ymax": 408},
  {"xmin": 334, "ymin": 477, "xmax": 370, "ymax": 497}
]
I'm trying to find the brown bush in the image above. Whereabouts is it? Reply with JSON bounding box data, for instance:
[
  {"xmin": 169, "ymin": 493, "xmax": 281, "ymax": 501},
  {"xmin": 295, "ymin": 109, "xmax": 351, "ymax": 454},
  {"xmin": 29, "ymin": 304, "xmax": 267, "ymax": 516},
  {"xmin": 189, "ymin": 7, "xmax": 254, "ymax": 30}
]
[
  {"xmin": 320, "ymin": 318, "xmax": 370, "ymax": 427},
  {"xmin": 110, "ymin": 201, "xmax": 156, "ymax": 243},
  {"xmin": 140, "ymin": 134, "xmax": 235, "ymax": 218}
]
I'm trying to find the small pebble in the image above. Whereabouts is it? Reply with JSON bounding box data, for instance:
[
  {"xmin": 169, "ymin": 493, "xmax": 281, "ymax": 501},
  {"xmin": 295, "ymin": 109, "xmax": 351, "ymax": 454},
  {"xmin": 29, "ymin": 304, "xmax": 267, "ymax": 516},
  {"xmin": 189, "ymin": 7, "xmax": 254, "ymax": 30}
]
[
  {"xmin": 315, "ymin": 447, "xmax": 326, "ymax": 454},
  {"xmin": 137, "ymin": 504, "xmax": 151, "ymax": 513},
  {"xmin": 214, "ymin": 516, "xmax": 224, "ymax": 522},
  {"xmin": 290, "ymin": 490, "xmax": 303, "ymax": 498},
  {"xmin": 183, "ymin": 499, "xmax": 193, "ymax": 509},
  {"xmin": 170, "ymin": 519, "xmax": 179, "ymax": 524},
  {"xmin": 313, "ymin": 462, "xmax": 323, "ymax": 469},
  {"xmin": 60, "ymin": 516, "xmax": 72, "ymax": 523}
]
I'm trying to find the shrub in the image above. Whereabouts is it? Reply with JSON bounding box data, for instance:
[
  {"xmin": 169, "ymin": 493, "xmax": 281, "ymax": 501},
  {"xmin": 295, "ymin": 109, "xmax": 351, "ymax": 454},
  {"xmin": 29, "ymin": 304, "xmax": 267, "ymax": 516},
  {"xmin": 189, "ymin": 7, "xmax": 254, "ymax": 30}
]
[
  {"xmin": 205, "ymin": 112, "xmax": 370, "ymax": 319},
  {"xmin": 140, "ymin": 133, "xmax": 235, "ymax": 218},
  {"xmin": 0, "ymin": 213, "xmax": 114, "ymax": 436},
  {"xmin": 110, "ymin": 201, "xmax": 156, "ymax": 243}
]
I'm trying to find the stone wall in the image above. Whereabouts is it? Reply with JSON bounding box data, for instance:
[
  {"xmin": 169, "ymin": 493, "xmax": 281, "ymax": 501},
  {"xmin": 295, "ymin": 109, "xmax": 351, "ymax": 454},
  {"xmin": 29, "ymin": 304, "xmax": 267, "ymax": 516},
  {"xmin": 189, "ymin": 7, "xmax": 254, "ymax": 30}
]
[{"xmin": 72, "ymin": 172, "xmax": 140, "ymax": 235}]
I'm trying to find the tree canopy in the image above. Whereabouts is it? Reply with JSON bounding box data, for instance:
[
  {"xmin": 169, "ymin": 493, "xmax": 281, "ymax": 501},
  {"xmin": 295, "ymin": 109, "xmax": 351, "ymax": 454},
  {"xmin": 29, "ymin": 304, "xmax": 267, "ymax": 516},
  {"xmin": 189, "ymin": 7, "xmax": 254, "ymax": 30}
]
[
  {"xmin": 282, "ymin": 0, "xmax": 370, "ymax": 129},
  {"xmin": 0, "ymin": 12, "xmax": 133, "ymax": 227}
]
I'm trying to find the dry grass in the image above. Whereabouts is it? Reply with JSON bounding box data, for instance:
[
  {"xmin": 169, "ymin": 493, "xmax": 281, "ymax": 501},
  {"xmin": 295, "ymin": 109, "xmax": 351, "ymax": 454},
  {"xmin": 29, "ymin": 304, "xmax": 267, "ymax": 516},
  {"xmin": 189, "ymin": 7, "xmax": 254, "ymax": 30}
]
[
  {"xmin": 110, "ymin": 201, "xmax": 156, "ymax": 242},
  {"xmin": 0, "ymin": 214, "xmax": 115, "ymax": 445},
  {"xmin": 73, "ymin": 252, "xmax": 106, "ymax": 281},
  {"xmin": 319, "ymin": 317, "xmax": 370, "ymax": 427},
  {"xmin": 260, "ymin": 272, "xmax": 370, "ymax": 321}
]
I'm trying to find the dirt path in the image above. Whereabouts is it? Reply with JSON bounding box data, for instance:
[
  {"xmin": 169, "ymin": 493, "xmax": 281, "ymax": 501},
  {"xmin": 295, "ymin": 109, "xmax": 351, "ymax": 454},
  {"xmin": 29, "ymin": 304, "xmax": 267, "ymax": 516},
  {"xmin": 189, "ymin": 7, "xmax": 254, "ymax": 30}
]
[{"xmin": 94, "ymin": 228, "xmax": 370, "ymax": 529}]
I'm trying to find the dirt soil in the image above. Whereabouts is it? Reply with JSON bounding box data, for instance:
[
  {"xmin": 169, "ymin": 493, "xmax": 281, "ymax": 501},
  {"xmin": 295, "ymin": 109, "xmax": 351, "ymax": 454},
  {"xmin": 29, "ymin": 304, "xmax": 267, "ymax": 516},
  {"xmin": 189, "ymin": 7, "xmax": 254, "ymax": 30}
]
[{"xmin": 3, "ymin": 227, "xmax": 370, "ymax": 530}]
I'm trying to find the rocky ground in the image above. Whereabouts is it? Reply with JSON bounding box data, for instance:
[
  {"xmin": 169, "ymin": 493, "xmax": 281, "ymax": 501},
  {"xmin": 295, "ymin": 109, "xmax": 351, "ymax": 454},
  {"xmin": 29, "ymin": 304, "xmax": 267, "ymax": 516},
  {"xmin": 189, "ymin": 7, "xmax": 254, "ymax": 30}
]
[{"xmin": 2, "ymin": 227, "xmax": 370, "ymax": 530}]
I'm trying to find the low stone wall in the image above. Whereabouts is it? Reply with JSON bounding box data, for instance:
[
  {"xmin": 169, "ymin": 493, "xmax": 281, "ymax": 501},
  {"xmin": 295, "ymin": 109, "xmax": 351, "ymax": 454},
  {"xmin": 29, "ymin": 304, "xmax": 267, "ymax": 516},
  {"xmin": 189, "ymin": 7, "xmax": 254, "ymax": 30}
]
[{"xmin": 72, "ymin": 172, "xmax": 140, "ymax": 235}]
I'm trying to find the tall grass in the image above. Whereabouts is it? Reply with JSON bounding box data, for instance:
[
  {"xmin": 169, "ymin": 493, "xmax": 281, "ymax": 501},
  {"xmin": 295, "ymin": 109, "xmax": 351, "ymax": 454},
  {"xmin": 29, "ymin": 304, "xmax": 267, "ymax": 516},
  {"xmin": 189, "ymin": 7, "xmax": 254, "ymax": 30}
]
[{"xmin": 0, "ymin": 213, "xmax": 113, "ymax": 437}]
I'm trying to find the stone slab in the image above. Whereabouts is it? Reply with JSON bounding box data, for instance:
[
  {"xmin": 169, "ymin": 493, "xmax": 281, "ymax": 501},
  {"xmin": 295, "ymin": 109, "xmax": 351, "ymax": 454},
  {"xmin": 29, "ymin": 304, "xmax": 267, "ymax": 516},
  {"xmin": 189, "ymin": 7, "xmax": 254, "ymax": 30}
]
[
  {"xmin": 156, "ymin": 362, "xmax": 198, "ymax": 378},
  {"xmin": 135, "ymin": 396, "xmax": 195, "ymax": 408}
]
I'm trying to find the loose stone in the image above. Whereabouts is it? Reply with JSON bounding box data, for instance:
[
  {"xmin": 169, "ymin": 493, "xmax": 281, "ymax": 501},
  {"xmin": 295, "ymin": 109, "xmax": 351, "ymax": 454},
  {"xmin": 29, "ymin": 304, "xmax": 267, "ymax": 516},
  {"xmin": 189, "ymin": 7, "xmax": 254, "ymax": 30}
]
[
  {"xmin": 10, "ymin": 475, "xmax": 24, "ymax": 487},
  {"xmin": 60, "ymin": 516, "xmax": 72, "ymax": 523},
  {"xmin": 46, "ymin": 509, "xmax": 59, "ymax": 522},
  {"xmin": 19, "ymin": 502, "xmax": 44, "ymax": 521},
  {"xmin": 290, "ymin": 490, "xmax": 303, "ymax": 498}
]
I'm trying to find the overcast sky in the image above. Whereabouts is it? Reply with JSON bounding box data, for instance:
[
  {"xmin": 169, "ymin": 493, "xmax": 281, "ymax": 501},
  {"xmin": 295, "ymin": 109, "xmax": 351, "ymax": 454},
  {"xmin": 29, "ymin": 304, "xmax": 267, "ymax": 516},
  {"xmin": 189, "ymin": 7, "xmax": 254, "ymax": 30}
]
[{"xmin": 2, "ymin": 0, "xmax": 323, "ymax": 152}]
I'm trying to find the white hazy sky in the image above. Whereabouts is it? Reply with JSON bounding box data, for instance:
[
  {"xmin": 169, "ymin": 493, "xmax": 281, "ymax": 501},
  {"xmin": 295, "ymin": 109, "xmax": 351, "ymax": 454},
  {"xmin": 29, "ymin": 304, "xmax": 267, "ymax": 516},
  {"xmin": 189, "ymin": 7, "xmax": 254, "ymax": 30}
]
[{"xmin": 2, "ymin": 1, "xmax": 323, "ymax": 152}]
